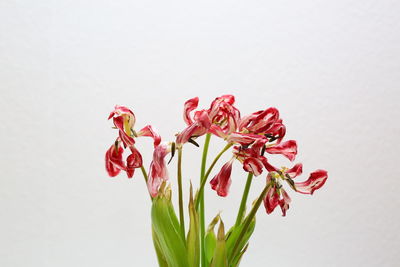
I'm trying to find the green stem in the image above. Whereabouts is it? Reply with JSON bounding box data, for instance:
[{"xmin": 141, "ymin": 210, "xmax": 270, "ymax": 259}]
[
  {"xmin": 177, "ymin": 147, "xmax": 185, "ymax": 241},
  {"xmin": 195, "ymin": 143, "xmax": 233, "ymax": 210},
  {"xmin": 234, "ymin": 172, "xmax": 254, "ymax": 227},
  {"xmin": 229, "ymin": 183, "xmax": 271, "ymax": 263},
  {"xmin": 199, "ymin": 133, "xmax": 211, "ymax": 267},
  {"xmin": 140, "ymin": 166, "xmax": 153, "ymax": 201}
]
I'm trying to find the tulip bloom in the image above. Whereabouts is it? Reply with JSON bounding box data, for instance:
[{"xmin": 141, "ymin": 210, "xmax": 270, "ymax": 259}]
[
  {"xmin": 105, "ymin": 105, "xmax": 161, "ymax": 179},
  {"xmin": 263, "ymin": 164, "xmax": 328, "ymax": 216}
]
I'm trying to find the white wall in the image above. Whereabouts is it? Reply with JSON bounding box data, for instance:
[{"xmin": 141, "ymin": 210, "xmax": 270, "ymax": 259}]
[{"xmin": 1, "ymin": 1, "xmax": 399, "ymax": 266}]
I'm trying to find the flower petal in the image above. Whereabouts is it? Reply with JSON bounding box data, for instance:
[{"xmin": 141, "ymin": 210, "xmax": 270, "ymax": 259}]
[
  {"xmin": 210, "ymin": 161, "xmax": 233, "ymax": 197},
  {"xmin": 294, "ymin": 170, "xmax": 328, "ymax": 194},
  {"xmin": 137, "ymin": 125, "xmax": 161, "ymax": 147},
  {"xmin": 286, "ymin": 163, "xmax": 303, "ymax": 179},
  {"xmin": 183, "ymin": 97, "xmax": 199, "ymax": 126},
  {"xmin": 265, "ymin": 140, "xmax": 297, "ymax": 161},
  {"xmin": 147, "ymin": 143, "xmax": 170, "ymax": 197},
  {"xmin": 263, "ymin": 184, "xmax": 280, "ymax": 214},
  {"xmin": 105, "ymin": 143, "xmax": 125, "ymax": 177},
  {"xmin": 243, "ymin": 157, "xmax": 264, "ymax": 176}
]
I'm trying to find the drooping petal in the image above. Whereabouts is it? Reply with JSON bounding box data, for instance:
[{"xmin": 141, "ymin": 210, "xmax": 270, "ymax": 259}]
[
  {"xmin": 176, "ymin": 110, "xmax": 211, "ymax": 145},
  {"xmin": 126, "ymin": 147, "xmax": 143, "ymax": 178},
  {"xmin": 105, "ymin": 143, "xmax": 125, "ymax": 177},
  {"xmin": 137, "ymin": 125, "xmax": 161, "ymax": 147},
  {"xmin": 210, "ymin": 161, "xmax": 233, "ymax": 197},
  {"xmin": 279, "ymin": 188, "xmax": 291, "ymax": 216},
  {"xmin": 147, "ymin": 143, "xmax": 170, "ymax": 197},
  {"xmin": 108, "ymin": 105, "xmax": 135, "ymax": 126},
  {"xmin": 286, "ymin": 163, "xmax": 303, "ymax": 179},
  {"xmin": 261, "ymin": 158, "xmax": 279, "ymax": 172},
  {"xmin": 183, "ymin": 97, "xmax": 199, "ymax": 126},
  {"xmin": 294, "ymin": 170, "xmax": 328, "ymax": 195},
  {"xmin": 263, "ymin": 184, "xmax": 280, "ymax": 214},
  {"xmin": 243, "ymin": 157, "xmax": 264, "ymax": 176},
  {"xmin": 265, "ymin": 140, "xmax": 297, "ymax": 161}
]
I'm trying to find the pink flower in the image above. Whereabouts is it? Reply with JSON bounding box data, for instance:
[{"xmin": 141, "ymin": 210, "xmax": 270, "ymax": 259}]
[
  {"xmin": 108, "ymin": 105, "xmax": 136, "ymax": 147},
  {"xmin": 207, "ymin": 95, "xmax": 240, "ymax": 138},
  {"xmin": 177, "ymin": 95, "xmax": 241, "ymax": 145},
  {"xmin": 147, "ymin": 143, "xmax": 171, "ymax": 197},
  {"xmin": 210, "ymin": 160, "xmax": 234, "ymax": 197},
  {"xmin": 265, "ymin": 140, "xmax": 298, "ymax": 161},
  {"xmin": 105, "ymin": 105, "xmax": 161, "ymax": 179}
]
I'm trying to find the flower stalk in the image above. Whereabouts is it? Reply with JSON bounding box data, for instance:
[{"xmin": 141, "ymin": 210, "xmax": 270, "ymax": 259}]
[
  {"xmin": 199, "ymin": 133, "xmax": 212, "ymax": 267},
  {"xmin": 177, "ymin": 147, "xmax": 185, "ymax": 241}
]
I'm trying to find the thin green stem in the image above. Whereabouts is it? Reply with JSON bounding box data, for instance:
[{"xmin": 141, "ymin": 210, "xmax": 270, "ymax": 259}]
[
  {"xmin": 199, "ymin": 133, "xmax": 211, "ymax": 267},
  {"xmin": 140, "ymin": 166, "xmax": 153, "ymax": 201},
  {"xmin": 195, "ymin": 143, "xmax": 233, "ymax": 210},
  {"xmin": 229, "ymin": 183, "xmax": 271, "ymax": 263},
  {"xmin": 177, "ymin": 147, "xmax": 185, "ymax": 241},
  {"xmin": 140, "ymin": 166, "xmax": 148, "ymax": 183},
  {"xmin": 234, "ymin": 172, "xmax": 254, "ymax": 227}
]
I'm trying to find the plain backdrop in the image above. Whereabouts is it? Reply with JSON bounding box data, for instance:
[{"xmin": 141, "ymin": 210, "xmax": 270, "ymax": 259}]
[{"xmin": 1, "ymin": 1, "xmax": 400, "ymax": 266}]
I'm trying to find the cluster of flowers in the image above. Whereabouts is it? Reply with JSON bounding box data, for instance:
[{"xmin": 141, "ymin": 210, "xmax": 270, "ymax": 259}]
[{"xmin": 105, "ymin": 95, "xmax": 328, "ymax": 216}]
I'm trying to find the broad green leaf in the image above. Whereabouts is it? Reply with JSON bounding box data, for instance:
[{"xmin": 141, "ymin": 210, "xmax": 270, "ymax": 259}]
[
  {"xmin": 187, "ymin": 184, "xmax": 200, "ymax": 267},
  {"xmin": 151, "ymin": 187, "xmax": 189, "ymax": 267},
  {"xmin": 152, "ymin": 226, "xmax": 169, "ymax": 267}
]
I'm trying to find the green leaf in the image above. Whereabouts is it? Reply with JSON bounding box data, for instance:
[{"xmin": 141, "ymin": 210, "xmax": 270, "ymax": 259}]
[
  {"xmin": 152, "ymin": 226, "xmax": 169, "ymax": 267},
  {"xmin": 210, "ymin": 220, "xmax": 228, "ymax": 267},
  {"xmin": 204, "ymin": 213, "xmax": 220, "ymax": 265},
  {"xmin": 187, "ymin": 184, "xmax": 200, "ymax": 267},
  {"xmin": 225, "ymin": 217, "xmax": 256, "ymax": 266},
  {"xmin": 151, "ymin": 186, "xmax": 189, "ymax": 267}
]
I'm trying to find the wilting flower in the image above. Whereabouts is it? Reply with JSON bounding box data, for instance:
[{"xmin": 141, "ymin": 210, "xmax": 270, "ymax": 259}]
[
  {"xmin": 210, "ymin": 160, "xmax": 234, "ymax": 197},
  {"xmin": 147, "ymin": 143, "xmax": 172, "ymax": 197},
  {"xmin": 177, "ymin": 95, "xmax": 241, "ymax": 146},
  {"xmin": 263, "ymin": 164, "xmax": 328, "ymax": 216},
  {"xmin": 105, "ymin": 105, "xmax": 161, "ymax": 178}
]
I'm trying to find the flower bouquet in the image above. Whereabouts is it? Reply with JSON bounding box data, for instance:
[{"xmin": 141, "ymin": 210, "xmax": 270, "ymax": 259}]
[{"xmin": 104, "ymin": 95, "xmax": 328, "ymax": 267}]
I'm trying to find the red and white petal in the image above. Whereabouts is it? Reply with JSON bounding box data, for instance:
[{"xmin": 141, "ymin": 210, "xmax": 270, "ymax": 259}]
[
  {"xmin": 263, "ymin": 185, "xmax": 280, "ymax": 214},
  {"xmin": 265, "ymin": 140, "xmax": 297, "ymax": 161},
  {"xmin": 137, "ymin": 125, "xmax": 161, "ymax": 147},
  {"xmin": 105, "ymin": 144, "xmax": 126, "ymax": 177},
  {"xmin": 286, "ymin": 163, "xmax": 303, "ymax": 179},
  {"xmin": 243, "ymin": 157, "xmax": 264, "ymax": 176},
  {"xmin": 183, "ymin": 97, "xmax": 199, "ymax": 126},
  {"xmin": 295, "ymin": 170, "xmax": 328, "ymax": 195},
  {"xmin": 227, "ymin": 132, "xmax": 266, "ymax": 146},
  {"xmin": 261, "ymin": 158, "xmax": 279, "ymax": 172},
  {"xmin": 126, "ymin": 147, "xmax": 143, "ymax": 178},
  {"xmin": 279, "ymin": 188, "xmax": 291, "ymax": 216},
  {"xmin": 176, "ymin": 111, "xmax": 211, "ymax": 145},
  {"xmin": 210, "ymin": 161, "xmax": 233, "ymax": 197}
]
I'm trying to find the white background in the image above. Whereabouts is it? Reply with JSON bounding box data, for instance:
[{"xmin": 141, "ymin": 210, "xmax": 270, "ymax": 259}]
[{"xmin": 1, "ymin": 1, "xmax": 400, "ymax": 266}]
